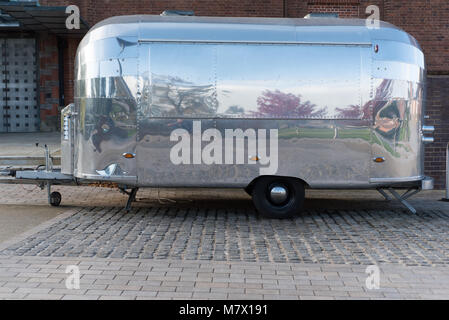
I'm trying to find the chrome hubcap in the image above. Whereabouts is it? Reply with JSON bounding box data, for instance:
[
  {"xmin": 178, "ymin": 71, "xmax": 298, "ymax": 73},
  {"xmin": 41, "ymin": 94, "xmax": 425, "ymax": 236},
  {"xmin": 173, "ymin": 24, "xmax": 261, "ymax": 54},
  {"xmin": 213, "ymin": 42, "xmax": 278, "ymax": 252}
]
[{"xmin": 269, "ymin": 186, "xmax": 288, "ymax": 204}]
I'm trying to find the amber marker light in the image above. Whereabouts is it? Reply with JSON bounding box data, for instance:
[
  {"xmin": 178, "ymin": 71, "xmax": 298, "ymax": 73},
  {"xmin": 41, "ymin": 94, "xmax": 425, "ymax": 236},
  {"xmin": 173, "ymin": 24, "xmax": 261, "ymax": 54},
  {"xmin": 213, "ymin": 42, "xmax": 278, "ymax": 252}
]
[
  {"xmin": 122, "ymin": 153, "xmax": 135, "ymax": 159},
  {"xmin": 373, "ymin": 157, "xmax": 385, "ymax": 163}
]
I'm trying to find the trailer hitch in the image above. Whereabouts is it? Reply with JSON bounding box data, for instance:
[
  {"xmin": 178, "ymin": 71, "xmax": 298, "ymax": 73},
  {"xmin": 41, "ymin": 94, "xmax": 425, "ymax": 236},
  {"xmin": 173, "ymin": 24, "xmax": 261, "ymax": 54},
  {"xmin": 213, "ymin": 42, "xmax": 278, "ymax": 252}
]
[{"xmin": 35, "ymin": 143, "xmax": 61, "ymax": 206}]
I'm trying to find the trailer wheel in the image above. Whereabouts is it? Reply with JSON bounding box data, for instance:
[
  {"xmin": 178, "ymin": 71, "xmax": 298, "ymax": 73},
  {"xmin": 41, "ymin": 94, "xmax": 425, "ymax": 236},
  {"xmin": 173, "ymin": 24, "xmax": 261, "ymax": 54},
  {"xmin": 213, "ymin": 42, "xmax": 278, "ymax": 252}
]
[
  {"xmin": 251, "ymin": 177, "xmax": 304, "ymax": 219},
  {"xmin": 50, "ymin": 191, "xmax": 62, "ymax": 207}
]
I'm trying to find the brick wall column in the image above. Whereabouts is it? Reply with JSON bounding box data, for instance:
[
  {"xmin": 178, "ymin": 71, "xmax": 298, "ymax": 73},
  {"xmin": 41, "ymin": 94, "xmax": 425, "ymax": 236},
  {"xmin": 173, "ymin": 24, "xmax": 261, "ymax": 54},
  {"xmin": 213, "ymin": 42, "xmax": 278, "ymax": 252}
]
[
  {"xmin": 38, "ymin": 33, "xmax": 60, "ymax": 132},
  {"xmin": 425, "ymin": 76, "xmax": 449, "ymax": 189},
  {"xmin": 63, "ymin": 38, "xmax": 81, "ymax": 106}
]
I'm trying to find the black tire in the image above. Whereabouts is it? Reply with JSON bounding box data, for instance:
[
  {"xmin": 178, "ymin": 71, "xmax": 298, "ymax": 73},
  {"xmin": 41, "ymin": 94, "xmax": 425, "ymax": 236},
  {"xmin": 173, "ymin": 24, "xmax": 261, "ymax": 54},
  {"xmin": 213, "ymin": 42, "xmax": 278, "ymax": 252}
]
[
  {"xmin": 251, "ymin": 177, "xmax": 305, "ymax": 219},
  {"xmin": 50, "ymin": 191, "xmax": 62, "ymax": 207}
]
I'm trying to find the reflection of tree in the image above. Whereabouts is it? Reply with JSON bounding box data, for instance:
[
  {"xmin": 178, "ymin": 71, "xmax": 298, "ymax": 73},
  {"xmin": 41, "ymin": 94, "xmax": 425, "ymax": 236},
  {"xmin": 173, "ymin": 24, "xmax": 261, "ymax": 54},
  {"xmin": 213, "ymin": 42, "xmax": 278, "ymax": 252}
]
[
  {"xmin": 150, "ymin": 75, "xmax": 217, "ymax": 116},
  {"xmin": 371, "ymin": 79, "xmax": 404, "ymax": 137},
  {"xmin": 225, "ymin": 105, "xmax": 244, "ymax": 115},
  {"xmin": 336, "ymin": 104, "xmax": 371, "ymax": 120},
  {"xmin": 336, "ymin": 80, "xmax": 396, "ymax": 120},
  {"xmin": 374, "ymin": 101, "xmax": 401, "ymax": 136},
  {"xmin": 91, "ymin": 98, "xmax": 133, "ymax": 152},
  {"xmin": 372, "ymin": 79, "xmax": 392, "ymax": 117},
  {"xmin": 368, "ymin": 79, "xmax": 409, "ymax": 158},
  {"xmin": 254, "ymin": 90, "xmax": 326, "ymax": 118},
  {"xmin": 91, "ymin": 73, "xmax": 136, "ymax": 153}
]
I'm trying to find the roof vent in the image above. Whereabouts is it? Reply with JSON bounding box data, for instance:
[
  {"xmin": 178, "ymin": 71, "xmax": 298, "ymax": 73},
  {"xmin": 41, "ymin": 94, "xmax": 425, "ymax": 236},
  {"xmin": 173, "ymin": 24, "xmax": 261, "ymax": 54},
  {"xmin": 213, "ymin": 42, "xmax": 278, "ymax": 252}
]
[
  {"xmin": 304, "ymin": 13, "xmax": 339, "ymax": 19},
  {"xmin": 160, "ymin": 10, "xmax": 195, "ymax": 16}
]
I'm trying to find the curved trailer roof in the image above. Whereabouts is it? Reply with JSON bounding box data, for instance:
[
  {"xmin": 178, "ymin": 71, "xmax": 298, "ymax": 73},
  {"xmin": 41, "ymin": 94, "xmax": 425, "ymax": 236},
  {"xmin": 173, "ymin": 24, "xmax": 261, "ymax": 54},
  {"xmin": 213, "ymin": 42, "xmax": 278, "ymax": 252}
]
[{"xmin": 81, "ymin": 15, "xmax": 420, "ymax": 49}]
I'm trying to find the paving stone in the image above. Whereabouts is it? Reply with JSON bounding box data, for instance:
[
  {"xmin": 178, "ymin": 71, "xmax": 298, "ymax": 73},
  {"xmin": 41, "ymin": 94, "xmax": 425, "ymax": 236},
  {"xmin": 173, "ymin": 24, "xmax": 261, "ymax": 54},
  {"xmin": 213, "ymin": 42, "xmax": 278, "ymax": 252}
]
[
  {"xmin": 62, "ymin": 294, "xmax": 99, "ymax": 300},
  {"xmin": 123, "ymin": 291, "xmax": 157, "ymax": 297},
  {"xmin": 157, "ymin": 291, "xmax": 193, "ymax": 298},
  {"xmin": 99, "ymin": 295, "xmax": 135, "ymax": 300},
  {"xmin": 50, "ymin": 289, "xmax": 87, "ymax": 295},
  {"xmin": 107, "ymin": 285, "xmax": 142, "ymax": 291},
  {"xmin": 0, "ymin": 293, "xmax": 28, "ymax": 299},
  {"xmin": 192, "ymin": 292, "xmax": 228, "ymax": 299},
  {"xmin": 15, "ymin": 288, "xmax": 51, "ymax": 294},
  {"xmin": 0, "ymin": 287, "xmax": 15, "ymax": 293},
  {"xmin": 3, "ymin": 282, "xmax": 39, "ymax": 288},
  {"xmin": 25, "ymin": 294, "xmax": 63, "ymax": 300},
  {"xmin": 86, "ymin": 289, "xmax": 123, "ymax": 296},
  {"xmin": 141, "ymin": 286, "xmax": 175, "ymax": 292},
  {"xmin": 263, "ymin": 294, "xmax": 299, "ymax": 300},
  {"xmin": 227, "ymin": 293, "xmax": 264, "ymax": 300}
]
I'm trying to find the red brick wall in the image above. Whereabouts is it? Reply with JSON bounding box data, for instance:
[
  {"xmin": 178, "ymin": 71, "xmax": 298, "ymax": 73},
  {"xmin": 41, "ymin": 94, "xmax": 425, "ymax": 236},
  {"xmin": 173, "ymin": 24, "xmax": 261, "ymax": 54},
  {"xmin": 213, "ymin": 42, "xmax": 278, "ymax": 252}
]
[
  {"xmin": 63, "ymin": 38, "xmax": 80, "ymax": 106},
  {"xmin": 307, "ymin": 0, "xmax": 360, "ymax": 18},
  {"xmin": 381, "ymin": 0, "xmax": 449, "ymax": 74},
  {"xmin": 41, "ymin": 0, "xmax": 284, "ymax": 24},
  {"xmin": 424, "ymin": 76, "xmax": 449, "ymax": 189},
  {"xmin": 39, "ymin": 0, "xmax": 449, "ymax": 74},
  {"xmin": 38, "ymin": 34, "xmax": 60, "ymax": 132}
]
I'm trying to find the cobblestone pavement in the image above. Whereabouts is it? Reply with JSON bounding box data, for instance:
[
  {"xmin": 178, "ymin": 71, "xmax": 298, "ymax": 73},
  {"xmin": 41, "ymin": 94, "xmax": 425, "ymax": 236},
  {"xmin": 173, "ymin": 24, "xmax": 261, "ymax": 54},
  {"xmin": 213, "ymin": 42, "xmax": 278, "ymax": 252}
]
[
  {"xmin": 1, "ymin": 205, "xmax": 449, "ymax": 266},
  {"xmin": 0, "ymin": 185, "xmax": 448, "ymax": 266},
  {"xmin": 0, "ymin": 184, "xmax": 448, "ymax": 299}
]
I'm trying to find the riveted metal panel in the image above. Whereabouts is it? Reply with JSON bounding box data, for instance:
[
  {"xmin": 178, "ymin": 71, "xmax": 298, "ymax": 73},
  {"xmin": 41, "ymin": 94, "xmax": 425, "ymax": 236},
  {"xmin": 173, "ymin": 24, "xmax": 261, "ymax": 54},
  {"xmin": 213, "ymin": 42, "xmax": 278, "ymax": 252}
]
[
  {"xmin": 0, "ymin": 38, "xmax": 38, "ymax": 133},
  {"xmin": 0, "ymin": 40, "xmax": 6, "ymax": 132}
]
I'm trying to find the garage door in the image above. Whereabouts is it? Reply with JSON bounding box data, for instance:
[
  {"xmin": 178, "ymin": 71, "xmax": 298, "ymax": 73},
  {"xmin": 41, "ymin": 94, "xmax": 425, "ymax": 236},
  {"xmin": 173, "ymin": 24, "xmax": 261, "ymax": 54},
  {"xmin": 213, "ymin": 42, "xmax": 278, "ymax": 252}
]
[{"xmin": 0, "ymin": 38, "xmax": 38, "ymax": 132}]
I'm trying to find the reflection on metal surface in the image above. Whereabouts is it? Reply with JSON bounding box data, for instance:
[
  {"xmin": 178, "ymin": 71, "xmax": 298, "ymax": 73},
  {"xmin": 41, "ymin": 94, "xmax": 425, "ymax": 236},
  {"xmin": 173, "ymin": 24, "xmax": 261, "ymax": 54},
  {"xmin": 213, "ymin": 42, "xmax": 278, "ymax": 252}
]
[
  {"xmin": 71, "ymin": 15, "xmax": 428, "ymax": 189},
  {"xmin": 143, "ymin": 40, "xmax": 366, "ymax": 119},
  {"xmin": 135, "ymin": 118, "xmax": 371, "ymax": 187},
  {"xmin": 422, "ymin": 176, "xmax": 434, "ymax": 190},
  {"xmin": 422, "ymin": 136, "xmax": 434, "ymax": 144},
  {"xmin": 61, "ymin": 104, "xmax": 75, "ymax": 175},
  {"xmin": 270, "ymin": 186, "xmax": 288, "ymax": 204},
  {"xmin": 96, "ymin": 163, "xmax": 121, "ymax": 177}
]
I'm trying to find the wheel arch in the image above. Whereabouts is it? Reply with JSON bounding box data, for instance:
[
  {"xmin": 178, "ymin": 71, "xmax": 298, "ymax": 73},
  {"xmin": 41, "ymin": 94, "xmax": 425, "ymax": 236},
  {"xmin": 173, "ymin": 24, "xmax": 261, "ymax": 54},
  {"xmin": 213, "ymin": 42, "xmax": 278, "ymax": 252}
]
[{"xmin": 245, "ymin": 175, "xmax": 309, "ymax": 195}]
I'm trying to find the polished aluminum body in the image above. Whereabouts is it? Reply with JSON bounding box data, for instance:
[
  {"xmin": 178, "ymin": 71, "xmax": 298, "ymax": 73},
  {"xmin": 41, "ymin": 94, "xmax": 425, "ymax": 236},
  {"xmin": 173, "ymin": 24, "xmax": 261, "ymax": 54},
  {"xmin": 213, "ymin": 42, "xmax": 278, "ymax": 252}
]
[{"xmin": 69, "ymin": 15, "xmax": 428, "ymax": 189}]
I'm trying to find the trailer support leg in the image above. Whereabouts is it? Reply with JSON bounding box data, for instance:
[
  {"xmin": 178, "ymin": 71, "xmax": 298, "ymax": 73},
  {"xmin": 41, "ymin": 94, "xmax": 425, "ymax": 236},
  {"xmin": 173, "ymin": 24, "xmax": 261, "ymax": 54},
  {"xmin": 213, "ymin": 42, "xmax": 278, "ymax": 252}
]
[
  {"xmin": 377, "ymin": 187, "xmax": 421, "ymax": 214},
  {"xmin": 47, "ymin": 181, "xmax": 52, "ymax": 204},
  {"xmin": 125, "ymin": 187, "xmax": 138, "ymax": 212},
  {"xmin": 377, "ymin": 188, "xmax": 392, "ymax": 201},
  {"xmin": 386, "ymin": 187, "xmax": 420, "ymax": 214}
]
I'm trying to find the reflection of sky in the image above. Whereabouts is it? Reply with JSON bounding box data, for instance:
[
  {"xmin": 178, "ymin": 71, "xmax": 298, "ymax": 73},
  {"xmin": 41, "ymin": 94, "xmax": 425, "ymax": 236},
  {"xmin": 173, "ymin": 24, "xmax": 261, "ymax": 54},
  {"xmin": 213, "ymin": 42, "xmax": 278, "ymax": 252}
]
[
  {"xmin": 372, "ymin": 77, "xmax": 419, "ymax": 100},
  {"xmin": 216, "ymin": 45, "xmax": 359, "ymax": 81},
  {"xmin": 150, "ymin": 45, "xmax": 215, "ymax": 85},
  {"xmin": 149, "ymin": 43, "xmax": 364, "ymax": 116}
]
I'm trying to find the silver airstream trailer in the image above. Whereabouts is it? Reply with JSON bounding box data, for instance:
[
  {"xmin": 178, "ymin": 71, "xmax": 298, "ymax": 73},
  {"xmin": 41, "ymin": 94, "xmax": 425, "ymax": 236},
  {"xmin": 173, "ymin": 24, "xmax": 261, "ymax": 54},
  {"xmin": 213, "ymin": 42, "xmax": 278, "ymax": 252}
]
[{"xmin": 5, "ymin": 15, "xmax": 435, "ymax": 217}]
